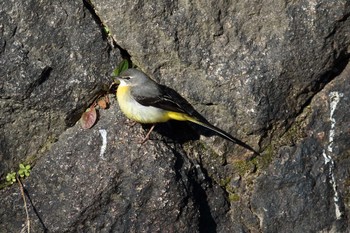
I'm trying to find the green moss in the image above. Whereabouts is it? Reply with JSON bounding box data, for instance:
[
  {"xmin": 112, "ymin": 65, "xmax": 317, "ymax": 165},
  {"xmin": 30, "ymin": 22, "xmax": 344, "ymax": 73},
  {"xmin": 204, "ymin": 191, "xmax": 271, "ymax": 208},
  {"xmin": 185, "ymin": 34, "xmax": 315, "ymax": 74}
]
[
  {"xmin": 229, "ymin": 193, "xmax": 240, "ymax": 202},
  {"xmin": 230, "ymin": 147, "xmax": 274, "ymax": 180},
  {"xmin": 218, "ymin": 177, "xmax": 240, "ymax": 202},
  {"xmin": 219, "ymin": 177, "xmax": 231, "ymax": 187},
  {"xmin": 255, "ymin": 147, "xmax": 274, "ymax": 170},
  {"xmin": 279, "ymin": 106, "xmax": 311, "ymax": 146},
  {"xmin": 232, "ymin": 160, "xmax": 256, "ymax": 176}
]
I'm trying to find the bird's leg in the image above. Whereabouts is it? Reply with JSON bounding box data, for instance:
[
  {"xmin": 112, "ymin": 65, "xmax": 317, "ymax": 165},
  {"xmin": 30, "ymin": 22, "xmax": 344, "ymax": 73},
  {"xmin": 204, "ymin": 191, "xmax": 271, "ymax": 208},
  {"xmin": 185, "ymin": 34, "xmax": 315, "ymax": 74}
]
[{"xmin": 140, "ymin": 124, "xmax": 156, "ymax": 144}]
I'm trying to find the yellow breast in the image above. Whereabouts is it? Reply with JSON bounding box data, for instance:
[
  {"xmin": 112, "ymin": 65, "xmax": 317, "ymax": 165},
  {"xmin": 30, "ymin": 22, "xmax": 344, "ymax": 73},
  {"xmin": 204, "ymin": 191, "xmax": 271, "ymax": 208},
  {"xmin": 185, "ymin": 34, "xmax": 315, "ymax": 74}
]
[{"xmin": 116, "ymin": 85, "xmax": 170, "ymax": 123}]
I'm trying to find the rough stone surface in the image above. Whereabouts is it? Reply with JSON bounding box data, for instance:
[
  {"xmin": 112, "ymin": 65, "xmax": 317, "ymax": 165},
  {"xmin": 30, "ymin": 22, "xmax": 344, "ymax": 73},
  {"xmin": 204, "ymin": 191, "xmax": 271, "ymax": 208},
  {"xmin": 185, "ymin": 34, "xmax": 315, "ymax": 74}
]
[
  {"xmin": 0, "ymin": 0, "xmax": 118, "ymax": 175},
  {"xmin": 251, "ymin": 63, "xmax": 350, "ymax": 232},
  {"xmin": 94, "ymin": 0, "xmax": 349, "ymax": 148},
  {"xmin": 0, "ymin": 0, "xmax": 350, "ymax": 232},
  {"xmin": 1, "ymin": 98, "xmax": 233, "ymax": 232}
]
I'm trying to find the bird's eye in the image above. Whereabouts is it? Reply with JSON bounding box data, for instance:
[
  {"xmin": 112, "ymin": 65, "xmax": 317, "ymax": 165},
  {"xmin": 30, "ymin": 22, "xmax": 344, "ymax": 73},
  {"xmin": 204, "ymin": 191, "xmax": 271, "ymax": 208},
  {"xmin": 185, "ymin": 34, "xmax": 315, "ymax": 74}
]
[{"xmin": 124, "ymin": 76, "xmax": 131, "ymax": 80}]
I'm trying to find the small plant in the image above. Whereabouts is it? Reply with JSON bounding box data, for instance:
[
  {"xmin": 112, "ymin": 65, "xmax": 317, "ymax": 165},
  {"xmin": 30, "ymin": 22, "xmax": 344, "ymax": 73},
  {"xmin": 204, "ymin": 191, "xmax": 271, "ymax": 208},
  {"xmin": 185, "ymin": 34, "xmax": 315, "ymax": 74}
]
[
  {"xmin": 112, "ymin": 59, "xmax": 130, "ymax": 77},
  {"xmin": 103, "ymin": 25, "xmax": 110, "ymax": 36},
  {"xmin": 5, "ymin": 163, "xmax": 31, "ymax": 185},
  {"xmin": 6, "ymin": 172, "xmax": 17, "ymax": 184},
  {"xmin": 3, "ymin": 163, "xmax": 32, "ymax": 232},
  {"xmin": 18, "ymin": 164, "xmax": 31, "ymax": 178}
]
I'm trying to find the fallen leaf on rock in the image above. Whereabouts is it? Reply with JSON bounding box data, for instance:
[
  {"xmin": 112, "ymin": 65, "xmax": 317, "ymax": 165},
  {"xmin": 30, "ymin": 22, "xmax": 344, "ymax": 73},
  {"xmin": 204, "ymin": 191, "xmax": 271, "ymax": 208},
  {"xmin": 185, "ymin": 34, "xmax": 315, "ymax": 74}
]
[
  {"xmin": 80, "ymin": 106, "xmax": 97, "ymax": 129},
  {"xmin": 97, "ymin": 96, "xmax": 109, "ymax": 109}
]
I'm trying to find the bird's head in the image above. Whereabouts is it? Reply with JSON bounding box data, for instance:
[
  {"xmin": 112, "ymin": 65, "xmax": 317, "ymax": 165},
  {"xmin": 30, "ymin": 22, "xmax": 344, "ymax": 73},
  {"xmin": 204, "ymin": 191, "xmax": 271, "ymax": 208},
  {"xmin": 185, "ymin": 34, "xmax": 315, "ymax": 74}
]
[{"xmin": 117, "ymin": 68, "xmax": 151, "ymax": 86}]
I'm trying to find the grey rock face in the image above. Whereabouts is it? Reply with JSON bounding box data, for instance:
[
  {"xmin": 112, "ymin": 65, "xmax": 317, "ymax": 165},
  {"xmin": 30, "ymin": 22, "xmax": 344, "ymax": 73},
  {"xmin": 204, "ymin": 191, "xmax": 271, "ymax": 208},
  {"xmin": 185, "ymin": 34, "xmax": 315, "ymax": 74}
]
[
  {"xmin": 1, "ymin": 0, "xmax": 349, "ymax": 232},
  {"xmin": 251, "ymin": 64, "xmax": 350, "ymax": 232},
  {"xmin": 0, "ymin": 0, "xmax": 118, "ymax": 174}
]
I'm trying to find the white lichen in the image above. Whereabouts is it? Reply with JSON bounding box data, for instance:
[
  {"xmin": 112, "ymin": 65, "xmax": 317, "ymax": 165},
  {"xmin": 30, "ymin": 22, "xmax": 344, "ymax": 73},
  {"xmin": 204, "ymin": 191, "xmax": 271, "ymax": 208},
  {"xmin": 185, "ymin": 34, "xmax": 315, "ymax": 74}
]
[
  {"xmin": 99, "ymin": 129, "xmax": 108, "ymax": 160},
  {"xmin": 322, "ymin": 91, "xmax": 343, "ymax": 220}
]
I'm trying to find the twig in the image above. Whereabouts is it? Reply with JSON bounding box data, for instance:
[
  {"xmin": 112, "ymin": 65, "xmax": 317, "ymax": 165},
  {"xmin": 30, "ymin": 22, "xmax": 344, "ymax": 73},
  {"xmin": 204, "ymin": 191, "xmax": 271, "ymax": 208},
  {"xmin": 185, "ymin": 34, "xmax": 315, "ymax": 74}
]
[{"xmin": 17, "ymin": 176, "xmax": 30, "ymax": 233}]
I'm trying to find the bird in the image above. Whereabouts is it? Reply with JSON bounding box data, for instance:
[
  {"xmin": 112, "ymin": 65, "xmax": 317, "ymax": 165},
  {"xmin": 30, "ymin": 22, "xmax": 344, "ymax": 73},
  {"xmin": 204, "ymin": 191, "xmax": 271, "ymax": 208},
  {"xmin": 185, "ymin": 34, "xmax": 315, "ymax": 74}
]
[{"xmin": 115, "ymin": 68, "xmax": 259, "ymax": 154}]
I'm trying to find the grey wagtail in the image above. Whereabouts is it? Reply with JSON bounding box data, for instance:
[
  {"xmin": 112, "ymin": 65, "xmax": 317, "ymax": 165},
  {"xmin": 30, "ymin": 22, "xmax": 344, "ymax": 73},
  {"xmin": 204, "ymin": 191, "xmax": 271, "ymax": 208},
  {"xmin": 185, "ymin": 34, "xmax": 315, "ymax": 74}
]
[{"xmin": 115, "ymin": 68, "xmax": 258, "ymax": 154}]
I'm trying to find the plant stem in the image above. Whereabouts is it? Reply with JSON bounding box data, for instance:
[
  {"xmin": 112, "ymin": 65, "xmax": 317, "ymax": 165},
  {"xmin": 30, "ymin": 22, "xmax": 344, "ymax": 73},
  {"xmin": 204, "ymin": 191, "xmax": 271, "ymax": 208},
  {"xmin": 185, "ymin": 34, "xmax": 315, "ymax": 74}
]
[{"xmin": 17, "ymin": 177, "xmax": 30, "ymax": 233}]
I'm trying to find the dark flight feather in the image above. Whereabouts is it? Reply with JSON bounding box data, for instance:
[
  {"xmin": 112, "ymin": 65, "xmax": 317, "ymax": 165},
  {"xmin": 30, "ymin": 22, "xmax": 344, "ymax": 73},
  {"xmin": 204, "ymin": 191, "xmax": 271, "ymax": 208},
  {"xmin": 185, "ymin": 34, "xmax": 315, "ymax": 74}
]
[{"xmin": 132, "ymin": 83, "xmax": 195, "ymax": 115}]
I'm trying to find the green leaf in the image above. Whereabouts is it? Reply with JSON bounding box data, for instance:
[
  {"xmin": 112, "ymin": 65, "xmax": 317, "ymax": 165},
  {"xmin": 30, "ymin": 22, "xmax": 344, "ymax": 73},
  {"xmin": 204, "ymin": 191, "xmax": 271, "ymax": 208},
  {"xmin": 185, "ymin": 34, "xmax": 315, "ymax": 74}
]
[
  {"xmin": 17, "ymin": 163, "xmax": 31, "ymax": 178},
  {"xmin": 6, "ymin": 174, "xmax": 12, "ymax": 182},
  {"xmin": 6, "ymin": 172, "xmax": 16, "ymax": 184},
  {"xmin": 112, "ymin": 59, "xmax": 130, "ymax": 77},
  {"xmin": 18, "ymin": 169, "xmax": 24, "ymax": 177},
  {"xmin": 103, "ymin": 26, "xmax": 110, "ymax": 35}
]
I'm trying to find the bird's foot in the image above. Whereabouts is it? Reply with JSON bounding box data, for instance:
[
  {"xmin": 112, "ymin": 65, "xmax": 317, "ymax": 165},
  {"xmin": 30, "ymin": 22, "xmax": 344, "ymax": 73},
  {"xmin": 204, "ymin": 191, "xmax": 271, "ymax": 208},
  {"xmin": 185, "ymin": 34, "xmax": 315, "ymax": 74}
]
[{"xmin": 138, "ymin": 124, "xmax": 156, "ymax": 144}]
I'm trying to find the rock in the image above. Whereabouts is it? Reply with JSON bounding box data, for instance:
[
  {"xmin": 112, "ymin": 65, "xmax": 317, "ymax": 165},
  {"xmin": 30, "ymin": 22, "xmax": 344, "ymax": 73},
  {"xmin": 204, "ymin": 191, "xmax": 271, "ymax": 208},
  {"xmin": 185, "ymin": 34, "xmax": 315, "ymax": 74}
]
[
  {"xmin": 251, "ymin": 63, "xmax": 350, "ymax": 232},
  {"xmin": 0, "ymin": 98, "xmax": 233, "ymax": 232},
  {"xmin": 0, "ymin": 0, "xmax": 118, "ymax": 175},
  {"xmin": 0, "ymin": 0, "xmax": 349, "ymax": 232},
  {"xmin": 92, "ymin": 0, "xmax": 349, "ymax": 149}
]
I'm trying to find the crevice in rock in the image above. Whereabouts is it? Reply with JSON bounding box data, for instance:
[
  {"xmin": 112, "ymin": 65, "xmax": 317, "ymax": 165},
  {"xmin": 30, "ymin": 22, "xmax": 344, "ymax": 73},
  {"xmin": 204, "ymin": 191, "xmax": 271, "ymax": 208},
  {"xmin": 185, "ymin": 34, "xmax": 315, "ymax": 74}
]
[
  {"xmin": 82, "ymin": 0, "xmax": 131, "ymax": 62},
  {"xmin": 336, "ymin": 5, "xmax": 350, "ymax": 22},
  {"xmin": 260, "ymin": 52, "xmax": 350, "ymax": 152},
  {"xmin": 24, "ymin": 187, "xmax": 49, "ymax": 232},
  {"xmin": 64, "ymin": 82, "xmax": 109, "ymax": 127},
  {"xmin": 290, "ymin": 52, "xmax": 350, "ymax": 130},
  {"xmin": 194, "ymin": 185, "xmax": 218, "ymax": 231},
  {"xmin": 188, "ymin": 166, "xmax": 217, "ymax": 232},
  {"xmin": 171, "ymin": 146, "xmax": 218, "ymax": 231},
  {"xmin": 82, "ymin": 0, "xmax": 109, "ymax": 41}
]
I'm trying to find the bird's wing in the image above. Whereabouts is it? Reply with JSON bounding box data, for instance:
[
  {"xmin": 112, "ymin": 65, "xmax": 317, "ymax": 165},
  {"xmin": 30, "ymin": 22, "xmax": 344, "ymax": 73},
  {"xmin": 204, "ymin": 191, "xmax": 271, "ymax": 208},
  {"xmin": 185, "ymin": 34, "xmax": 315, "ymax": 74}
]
[{"xmin": 131, "ymin": 84, "xmax": 190, "ymax": 114}]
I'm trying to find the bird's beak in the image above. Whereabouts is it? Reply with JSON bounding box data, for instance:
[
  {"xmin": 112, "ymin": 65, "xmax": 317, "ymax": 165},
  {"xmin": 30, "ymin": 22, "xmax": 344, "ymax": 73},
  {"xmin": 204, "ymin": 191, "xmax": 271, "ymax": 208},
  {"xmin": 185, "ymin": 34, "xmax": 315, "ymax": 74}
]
[
  {"xmin": 116, "ymin": 77, "xmax": 126, "ymax": 85},
  {"xmin": 108, "ymin": 80, "xmax": 119, "ymax": 92}
]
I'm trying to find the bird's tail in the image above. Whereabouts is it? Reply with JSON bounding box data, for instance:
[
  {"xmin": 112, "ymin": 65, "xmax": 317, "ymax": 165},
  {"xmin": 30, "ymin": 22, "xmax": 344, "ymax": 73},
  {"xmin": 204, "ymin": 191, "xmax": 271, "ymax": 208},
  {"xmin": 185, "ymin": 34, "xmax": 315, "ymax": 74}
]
[
  {"xmin": 166, "ymin": 111, "xmax": 259, "ymax": 155},
  {"xmin": 187, "ymin": 117, "xmax": 259, "ymax": 155}
]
